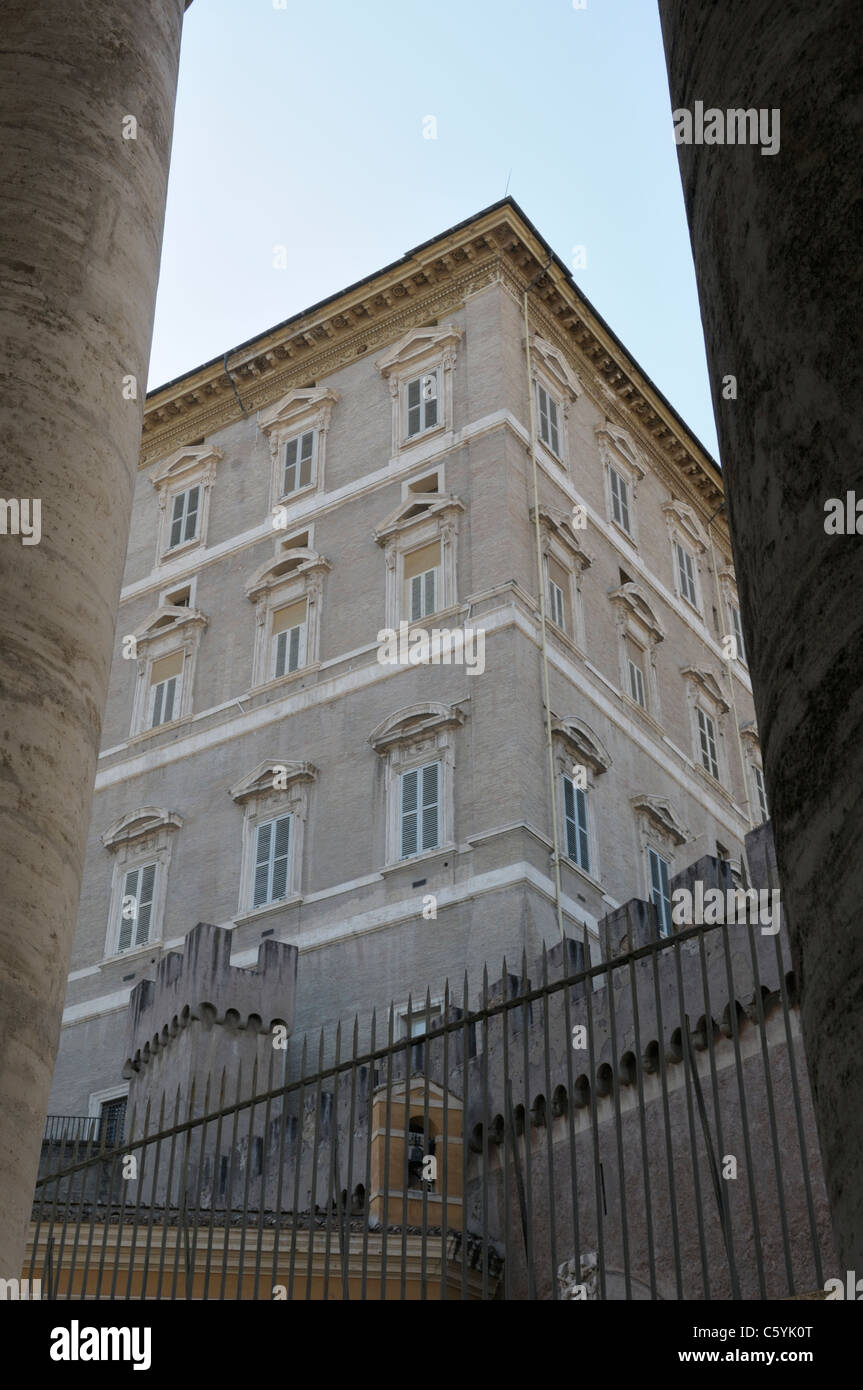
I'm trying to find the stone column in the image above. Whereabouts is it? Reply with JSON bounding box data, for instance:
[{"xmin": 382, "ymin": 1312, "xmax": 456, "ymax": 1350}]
[
  {"xmin": 659, "ymin": 0, "xmax": 861, "ymax": 1267},
  {"xmin": 0, "ymin": 0, "xmax": 190, "ymax": 1275}
]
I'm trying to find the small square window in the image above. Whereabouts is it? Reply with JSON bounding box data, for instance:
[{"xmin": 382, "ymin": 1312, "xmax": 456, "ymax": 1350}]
[
  {"xmin": 168, "ymin": 486, "xmax": 200, "ymax": 550},
  {"xmin": 697, "ymin": 706, "xmax": 719, "ymax": 779},
  {"xmin": 537, "ymin": 383, "xmax": 561, "ymax": 455},
  {"xmin": 406, "ymin": 371, "xmax": 439, "ymax": 439},
  {"xmin": 649, "ymin": 848, "xmax": 673, "ymax": 937},
  {"xmin": 282, "ymin": 431, "xmax": 316, "ymax": 496}
]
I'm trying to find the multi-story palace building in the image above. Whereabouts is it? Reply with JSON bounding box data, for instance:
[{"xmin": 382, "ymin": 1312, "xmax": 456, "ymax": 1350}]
[{"xmin": 46, "ymin": 198, "xmax": 767, "ymax": 1133}]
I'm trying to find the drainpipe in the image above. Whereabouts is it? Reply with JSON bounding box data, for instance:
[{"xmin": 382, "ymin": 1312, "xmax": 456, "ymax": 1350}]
[{"xmin": 524, "ymin": 265, "xmax": 566, "ymax": 941}]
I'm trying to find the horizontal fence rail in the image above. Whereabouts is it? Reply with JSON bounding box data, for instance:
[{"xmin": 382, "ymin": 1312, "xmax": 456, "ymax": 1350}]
[{"xmin": 28, "ymin": 915, "xmax": 831, "ymax": 1300}]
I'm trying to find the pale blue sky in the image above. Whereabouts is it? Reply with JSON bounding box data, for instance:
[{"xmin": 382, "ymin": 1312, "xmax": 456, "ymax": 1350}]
[{"xmin": 150, "ymin": 0, "xmax": 719, "ymax": 458}]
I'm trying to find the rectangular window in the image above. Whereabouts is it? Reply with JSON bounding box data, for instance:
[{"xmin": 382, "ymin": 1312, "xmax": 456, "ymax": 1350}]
[
  {"xmin": 697, "ymin": 706, "xmax": 719, "ymax": 779},
  {"xmin": 563, "ymin": 775, "xmax": 590, "ymax": 873},
  {"xmin": 537, "ymin": 383, "xmax": 560, "ymax": 455},
  {"xmin": 282, "ymin": 431, "xmax": 315, "ymax": 496},
  {"xmin": 401, "ymin": 1005, "xmax": 443, "ymax": 1040},
  {"xmin": 730, "ymin": 603, "xmax": 746, "ymax": 664},
  {"xmin": 400, "ymin": 762, "xmax": 440, "ymax": 858},
  {"xmin": 675, "ymin": 542, "xmax": 698, "ymax": 608},
  {"xmin": 609, "ymin": 467, "xmax": 631, "ymax": 533},
  {"xmin": 547, "ymin": 556, "xmax": 568, "ymax": 632},
  {"xmin": 168, "ymin": 486, "xmax": 200, "ymax": 549},
  {"xmin": 149, "ymin": 651, "xmax": 183, "ymax": 728},
  {"xmin": 625, "ymin": 638, "xmax": 647, "ymax": 708},
  {"xmin": 649, "ymin": 848, "xmax": 673, "ymax": 938},
  {"xmin": 272, "ymin": 599, "xmax": 307, "ymax": 677},
  {"xmin": 406, "ymin": 371, "xmax": 438, "ymax": 438},
  {"xmin": 118, "ymin": 863, "xmax": 156, "ymax": 951},
  {"xmin": 99, "ymin": 1097, "xmax": 127, "ymax": 1147},
  {"xmin": 754, "ymin": 765, "xmax": 769, "ymax": 822},
  {"xmin": 252, "ymin": 814, "xmax": 292, "ymax": 908},
  {"xmin": 404, "ymin": 540, "xmax": 441, "ymax": 621}
]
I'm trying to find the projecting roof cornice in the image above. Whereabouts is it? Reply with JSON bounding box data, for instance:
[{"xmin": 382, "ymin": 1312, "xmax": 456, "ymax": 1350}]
[{"xmin": 140, "ymin": 199, "xmax": 725, "ymax": 530}]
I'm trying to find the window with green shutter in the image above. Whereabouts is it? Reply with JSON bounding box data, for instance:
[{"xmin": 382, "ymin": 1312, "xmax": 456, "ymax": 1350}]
[
  {"xmin": 252, "ymin": 815, "xmax": 292, "ymax": 907},
  {"xmin": 563, "ymin": 775, "xmax": 590, "ymax": 873},
  {"xmin": 648, "ymin": 848, "xmax": 672, "ymax": 938},
  {"xmin": 118, "ymin": 862, "xmax": 156, "ymax": 951},
  {"xmin": 400, "ymin": 762, "xmax": 440, "ymax": 858}
]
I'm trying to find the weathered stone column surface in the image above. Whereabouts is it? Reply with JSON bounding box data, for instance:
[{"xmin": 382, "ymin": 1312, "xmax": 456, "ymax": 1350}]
[
  {"xmin": 659, "ymin": 0, "xmax": 862, "ymax": 1266},
  {"xmin": 0, "ymin": 0, "xmax": 187, "ymax": 1274}
]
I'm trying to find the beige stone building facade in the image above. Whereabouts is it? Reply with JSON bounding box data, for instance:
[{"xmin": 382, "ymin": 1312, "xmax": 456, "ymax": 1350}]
[{"xmin": 45, "ymin": 198, "xmax": 766, "ymax": 1130}]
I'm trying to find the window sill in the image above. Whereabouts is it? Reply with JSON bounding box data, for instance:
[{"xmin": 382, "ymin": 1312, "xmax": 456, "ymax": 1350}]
[
  {"xmin": 275, "ymin": 481, "xmax": 318, "ymax": 507},
  {"xmin": 128, "ymin": 714, "xmax": 193, "ymax": 744},
  {"xmin": 248, "ymin": 663, "xmax": 321, "ymax": 698},
  {"xmin": 234, "ymin": 896, "xmax": 303, "ymax": 928},
  {"xmin": 160, "ymin": 537, "xmax": 202, "ymax": 564},
  {"xmin": 559, "ymin": 855, "xmax": 604, "ymax": 896},
  {"xmin": 401, "ymin": 421, "xmax": 447, "ymax": 450},
  {"xmin": 380, "ymin": 843, "xmax": 457, "ymax": 877},
  {"xmin": 619, "ymin": 691, "xmax": 664, "ymax": 736},
  {"xmin": 609, "ymin": 519, "xmax": 637, "ymax": 547},
  {"xmin": 99, "ymin": 941, "xmax": 162, "ymax": 971}
]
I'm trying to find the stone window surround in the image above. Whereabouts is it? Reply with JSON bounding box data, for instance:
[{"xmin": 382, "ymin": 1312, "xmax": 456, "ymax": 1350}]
[
  {"xmin": 531, "ymin": 504, "xmax": 591, "ymax": 653},
  {"xmin": 609, "ymin": 581, "xmax": 665, "ymax": 723},
  {"xmin": 129, "ymin": 605, "xmax": 208, "ymax": 739},
  {"xmin": 376, "ymin": 324, "xmax": 462, "ymax": 456},
  {"xmin": 682, "ymin": 666, "xmax": 731, "ymax": 790},
  {"xmin": 245, "ymin": 542, "xmax": 332, "ymax": 691},
  {"xmin": 551, "ymin": 718, "xmax": 612, "ymax": 887},
  {"xmin": 370, "ymin": 703, "xmax": 464, "ymax": 868},
  {"xmin": 596, "ymin": 422, "xmax": 645, "ymax": 546},
  {"xmin": 230, "ymin": 760, "xmax": 316, "ymax": 919},
  {"xmin": 375, "ymin": 493, "xmax": 464, "ymax": 632},
  {"xmin": 718, "ymin": 565, "xmax": 748, "ymax": 668},
  {"xmin": 151, "ymin": 444, "xmax": 221, "ymax": 565},
  {"xmin": 740, "ymin": 723, "xmax": 768, "ymax": 825},
  {"xmin": 100, "ymin": 808, "xmax": 182, "ymax": 960},
  {"xmin": 258, "ymin": 386, "xmax": 339, "ymax": 515},
  {"xmin": 664, "ymin": 500, "xmax": 708, "ymax": 616},
  {"xmin": 631, "ymin": 794, "xmax": 690, "ymax": 912},
  {"xmin": 527, "ymin": 332, "xmax": 582, "ymax": 469}
]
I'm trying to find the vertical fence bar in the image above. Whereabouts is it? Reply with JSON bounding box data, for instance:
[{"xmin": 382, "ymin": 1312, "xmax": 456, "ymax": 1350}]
[
  {"xmin": 670, "ymin": 938, "xmax": 712, "ymax": 1300},
  {"xmin": 559, "ymin": 943, "xmax": 582, "ymax": 1300},
  {"xmin": 501, "ymin": 961, "xmax": 512, "ymax": 1303},
  {"xmin": 439, "ymin": 983, "xmax": 450, "ymax": 1302},
  {"xmin": 695, "ymin": 924, "xmax": 740, "ymax": 1298},
  {"xmin": 360, "ymin": 1012, "xmax": 375, "ymax": 1302},
  {"xmin": 287, "ymin": 1035, "xmax": 308, "ymax": 1302},
  {"xmin": 579, "ymin": 925, "xmax": 606, "ymax": 1299},
  {"xmin": 304, "ymin": 1029, "xmax": 326, "ymax": 1302},
  {"xmin": 719, "ymin": 919, "xmax": 767, "ymax": 1298},
  {"xmin": 460, "ymin": 972, "xmax": 470, "ymax": 1300},
  {"xmin": 648, "ymin": 929, "xmax": 684, "ymax": 1300},
  {"xmin": 202, "ymin": 1069, "xmax": 228, "ymax": 1301},
  {"xmin": 519, "ymin": 951, "xmax": 536, "ymax": 1300},
  {"xmin": 217, "ymin": 1065, "xmax": 244, "ymax": 1301},
  {"xmin": 269, "ymin": 1038, "xmax": 292, "ymax": 1300},
  {"xmin": 380, "ymin": 1005, "xmax": 395, "ymax": 1302},
  {"xmin": 743, "ymin": 912, "xmax": 795, "ymax": 1292},
  {"xmin": 252, "ymin": 1047, "xmax": 277, "ymax": 1302},
  {"xmin": 627, "ymin": 949, "xmax": 657, "ymax": 1298},
  {"xmin": 540, "ymin": 945, "xmax": 558, "ymax": 1299}
]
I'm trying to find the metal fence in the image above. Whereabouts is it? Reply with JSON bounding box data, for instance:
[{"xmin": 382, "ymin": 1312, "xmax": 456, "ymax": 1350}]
[{"xmin": 28, "ymin": 912, "xmax": 831, "ymax": 1300}]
